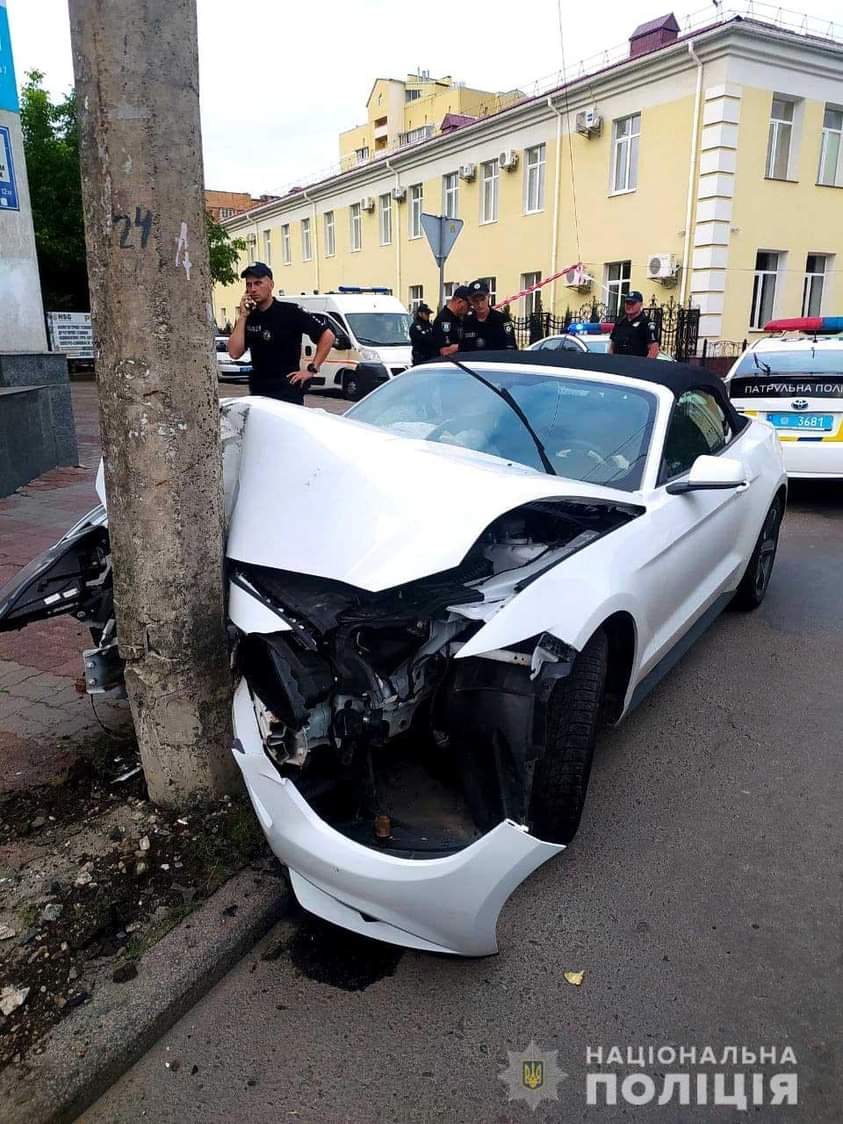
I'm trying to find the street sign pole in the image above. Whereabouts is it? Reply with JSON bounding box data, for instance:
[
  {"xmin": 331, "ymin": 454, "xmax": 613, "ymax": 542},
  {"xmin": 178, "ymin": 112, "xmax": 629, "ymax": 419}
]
[{"xmin": 420, "ymin": 213, "xmax": 463, "ymax": 310}]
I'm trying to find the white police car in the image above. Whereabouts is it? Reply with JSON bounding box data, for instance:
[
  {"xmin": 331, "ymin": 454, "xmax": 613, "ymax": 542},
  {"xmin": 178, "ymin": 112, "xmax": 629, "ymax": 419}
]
[
  {"xmin": 725, "ymin": 317, "xmax": 843, "ymax": 478},
  {"xmin": 528, "ymin": 323, "xmax": 673, "ymax": 360}
]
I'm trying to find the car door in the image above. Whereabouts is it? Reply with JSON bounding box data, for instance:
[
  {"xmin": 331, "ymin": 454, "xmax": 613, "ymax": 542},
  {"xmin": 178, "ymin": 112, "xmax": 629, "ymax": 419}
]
[{"xmin": 634, "ymin": 387, "xmax": 751, "ymax": 677}]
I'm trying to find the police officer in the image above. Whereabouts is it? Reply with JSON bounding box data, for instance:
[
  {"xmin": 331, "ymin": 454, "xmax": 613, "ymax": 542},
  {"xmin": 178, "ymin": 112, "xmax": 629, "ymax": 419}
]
[
  {"xmin": 431, "ymin": 286, "xmax": 471, "ymax": 356},
  {"xmin": 462, "ymin": 279, "xmax": 518, "ymax": 351},
  {"xmin": 609, "ymin": 290, "xmax": 659, "ymax": 358},
  {"xmin": 409, "ymin": 302, "xmax": 437, "ymax": 365}
]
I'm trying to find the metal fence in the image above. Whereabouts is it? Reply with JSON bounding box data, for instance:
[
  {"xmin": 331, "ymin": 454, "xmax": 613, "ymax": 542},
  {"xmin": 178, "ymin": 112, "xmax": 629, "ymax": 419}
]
[{"xmin": 506, "ymin": 296, "xmax": 702, "ymax": 361}]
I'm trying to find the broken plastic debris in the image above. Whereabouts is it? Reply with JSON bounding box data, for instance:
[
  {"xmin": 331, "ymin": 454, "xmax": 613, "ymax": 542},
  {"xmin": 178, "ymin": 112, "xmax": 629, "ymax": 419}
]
[
  {"xmin": 112, "ymin": 765, "xmax": 142, "ymax": 784},
  {"xmin": 74, "ymin": 870, "xmax": 93, "ymax": 887},
  {"xmin": 0, "ymin": 985, "xmax": 30, "ymax": 1016},
  {"xmin": 0, "ymin": 924, "xmax": 16, "ymax": 941},
  {"xmin": 139, "ymin": 836, "xmax": 151, "ymax": 851},
  {"xmin": 563, "ymin": 970, "xmax": 585, "ymax": 986}
]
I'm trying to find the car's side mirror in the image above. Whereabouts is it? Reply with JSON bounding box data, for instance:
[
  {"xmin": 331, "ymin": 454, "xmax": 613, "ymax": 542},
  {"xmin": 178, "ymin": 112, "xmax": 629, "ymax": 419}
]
[
  {"xmin": 332, "ymin": 334, "xmax": 351, "ymax": 351},
  {"xmin": 666, "ymin": 454, "xmax": 747, "ymax": 494}
]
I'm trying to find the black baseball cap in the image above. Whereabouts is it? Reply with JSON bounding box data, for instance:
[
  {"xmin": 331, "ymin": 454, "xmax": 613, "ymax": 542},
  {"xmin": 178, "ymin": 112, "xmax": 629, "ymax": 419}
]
[
  {"xmin": 416, "ymin": 302, "xmax": 432, "ymax": 314},
  {"xmin": 624, "ymin": 290, "xmax": 644, "ymax": 303},
  {"xmin": 468, "ymin": 279, "xmax": 490, "ymax": 295},
  {"xmin": 241, "ymin": 262, "xmax": 273, "ymax": 280},
  {"xmin": 452, "ymin": 285, "xmax": 472, "ymax": 301}
]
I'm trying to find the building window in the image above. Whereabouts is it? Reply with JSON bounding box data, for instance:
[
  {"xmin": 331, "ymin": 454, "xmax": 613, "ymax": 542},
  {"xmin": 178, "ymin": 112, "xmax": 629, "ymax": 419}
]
[
  {"xmin": 324, "ymin": 211, "xmax": 335, "ymax": 257},
  {"xmin": 766, "ymin": 98, "xmax": 794, "ymax": 180},
  {"xmin": 399, "ymin": 124, "xmax": 434, "ymax": 147},
  {"xmin": 219, "ymin": 207, "xmax": 235, "ymax": 219},
  {"xmin": 409, "ymin": 285, "xmax": 424, "ymax": 311},
  {"xmin": 350, "ymin": 203, "xmax": 362, "ymax": 252},
  {"xmin": 406, "ymin": 88, "xmax": 421, "ymax": 103},
  {"xmin": 751, "ymin": 251, "xmax": 781, "ymax": 328},
  {"xmin": 409, "ymin": 184, "xmax": 423, "ymax": 238},
  {"xmin": 443, "ymin": 172, "xmax": 459, "ymax": 219},
  {"xmin": 262, "ymin": 230, "xmax": 272, "ymax": 266},
  {"xmin": 802, "ymin": 254, "xmax": 827, "ymax": 316},
  {"xmin": 355, "ymin": 146, "xmax": 369, "ymax": 164},
  {"xmin": 443, "ymin": 281, "xmax": 458, "ymax": 300},
  {"xmin": 612, "ymin": 114, "xmax": 640, "ymax": 193},
  {"xmin": 521, "ymin": 272, "xmax": 542, "ymax": 316},
  {"xmin": 301, "ymin": 218, "xmax": 312, "ymax": 262},
  {"xmin": 605, "ymin": 261, "xmax": 632, "ymax": 318},
  {"xmin": 480, "ymin": 160, "xmax": 499, "ymax": 224},
  {"xmin": 477, "ymin": 276, "xmax": 497, "ymax": 304},
  {"xmin": 247, "ymin": 240, "xmax": 256, "ymax": 265},
  {"xmin": 379, "ymin": 193, "xmax": 392, "ymax": 245},
  {"xmin": 281, "ymin": 224, "xmax": 291, "ymax": 265},
  {"xmin": 818, "ymin": 106, "xmax": 843, "ymax": 187},
  {"xmin": 524, "ymin": 145, "xmax": 546, "ymax": 213}
]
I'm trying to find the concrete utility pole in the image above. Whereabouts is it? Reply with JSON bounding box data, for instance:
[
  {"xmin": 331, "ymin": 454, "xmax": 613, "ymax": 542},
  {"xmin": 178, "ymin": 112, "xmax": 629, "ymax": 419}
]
[{"xmin": 69, "ymin": 0, "xmax": 236, "ymax": 804}]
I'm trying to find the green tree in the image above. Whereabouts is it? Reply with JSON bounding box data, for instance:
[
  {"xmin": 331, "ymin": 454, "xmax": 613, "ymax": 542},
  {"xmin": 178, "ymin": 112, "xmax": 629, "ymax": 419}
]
[
  {"xmin": 20, "ymin": 70, "xmax": 88, "ymax": 310},
  {"xmin": 206, "ymin": 214, "xmax": 247, "ymax": 287}
]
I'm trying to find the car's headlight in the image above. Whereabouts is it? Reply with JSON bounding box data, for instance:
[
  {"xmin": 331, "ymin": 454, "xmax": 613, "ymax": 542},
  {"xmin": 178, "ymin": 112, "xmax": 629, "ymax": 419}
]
[{"xmin": 359, "ymin": 348, "xmax": 381, "ymax": 362}]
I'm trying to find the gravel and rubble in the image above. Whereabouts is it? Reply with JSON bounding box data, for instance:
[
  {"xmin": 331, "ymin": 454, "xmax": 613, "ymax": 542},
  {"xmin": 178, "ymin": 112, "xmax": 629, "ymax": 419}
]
[{"xmin": 0, "ymin": 741, "xmax": 269, "ymax": 1069}]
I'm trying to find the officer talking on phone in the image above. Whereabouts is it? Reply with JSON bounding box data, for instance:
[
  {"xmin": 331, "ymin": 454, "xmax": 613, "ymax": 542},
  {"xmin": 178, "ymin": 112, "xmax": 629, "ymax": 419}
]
[{"xmin": 227, "ymin": 263, "xmax": 335, "ymax": 404}]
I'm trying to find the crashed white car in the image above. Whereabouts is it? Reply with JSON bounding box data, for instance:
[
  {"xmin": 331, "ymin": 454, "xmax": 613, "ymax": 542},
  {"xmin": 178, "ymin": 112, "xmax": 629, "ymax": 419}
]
[{"xmin": 0, "ymin": 353, "xmax": 786, "ymax": 956}]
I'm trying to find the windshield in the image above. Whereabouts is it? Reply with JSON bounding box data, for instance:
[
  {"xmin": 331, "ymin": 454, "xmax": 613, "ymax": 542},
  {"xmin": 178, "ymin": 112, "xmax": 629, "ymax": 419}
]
[
  {"xmin": 346, "ymin": 312, "xmax": 411, "ymax": 347},
  {"xmin": 734, "ymin": 347, "xmax": 843, "ymax": 376},
  {"xmin": 347, "ymin": 365, "xmax": 656, "ymax": 491}
]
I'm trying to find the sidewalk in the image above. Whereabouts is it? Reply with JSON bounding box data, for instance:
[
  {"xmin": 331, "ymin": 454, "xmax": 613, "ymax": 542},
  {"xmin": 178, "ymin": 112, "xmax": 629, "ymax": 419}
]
[{"xmin": 0, "ymin": 384, "xmax": 130, "ymax": 793}]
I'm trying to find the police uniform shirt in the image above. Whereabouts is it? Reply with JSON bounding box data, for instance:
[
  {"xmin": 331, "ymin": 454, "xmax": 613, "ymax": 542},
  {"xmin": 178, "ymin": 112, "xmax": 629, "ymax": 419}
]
[
  {"xmin": 431, "ymin": 308, "xmax": 464, "ymax": 354},
  {"xmin": 609, "ymin": 313, "xmax": 658, "ymax": 357},
  {"xmin": 245, "ymin": 299, "xmax": 326, "ymax": 403},
  {"xmin": 461, "ymin": 308, "xmax": 518, "ymax": 351},
  {"xmin": 410, "ymin": 319, "xmax": 437, "ymax": 365}
]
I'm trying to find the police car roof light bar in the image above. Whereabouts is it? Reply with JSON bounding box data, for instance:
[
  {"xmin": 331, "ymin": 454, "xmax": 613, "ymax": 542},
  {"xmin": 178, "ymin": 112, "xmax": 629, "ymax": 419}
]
[
  {"xmin": 337, "ymin": 286, "xmax": 392, "ymax": 295},
  {"xmin": 567, "ymin": 322, "xmax": 614, "ymax": 335},
  {"xmin": 763, "ymin": 316, "xmax": 843, "ymax": 333}
]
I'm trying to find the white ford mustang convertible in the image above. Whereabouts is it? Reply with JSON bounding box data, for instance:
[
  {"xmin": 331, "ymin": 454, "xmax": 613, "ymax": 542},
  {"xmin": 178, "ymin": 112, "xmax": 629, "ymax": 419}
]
[{"xmin": 0, "ymin": 352, "xmax": 787, "ymax": 956}]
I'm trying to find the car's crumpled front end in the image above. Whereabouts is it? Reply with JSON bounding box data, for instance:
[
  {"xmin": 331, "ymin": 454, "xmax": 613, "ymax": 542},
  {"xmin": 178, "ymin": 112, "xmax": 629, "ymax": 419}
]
[{"xmin": 225, "ymin": 398, "xmax": 643, "ymax": 955}]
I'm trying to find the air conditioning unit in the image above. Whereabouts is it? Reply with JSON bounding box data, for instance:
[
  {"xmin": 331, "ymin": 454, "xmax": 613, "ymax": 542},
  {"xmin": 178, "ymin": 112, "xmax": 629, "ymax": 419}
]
[
  {"xmin": 647, "ymin": 253, "xmax": 679, "ymax": 283},
  {"xmin": 497, "ymin": 148, "xmax": 519, "ymax": 171},
  {"xmin": 391, "ymin": 185, "xmax": 407, "ymax": 202},
  {"xmin": 575, "ymin": 107, "xmax": 603, "ymax": 137},
  {"xmin": 459, "ymin": 162, "xmax": 476, "ymax": 181},
  {"xmin": 563, "ymin": 266, "xmax": 593, "ymax": 291},
  {"xmin": 360, "ymin": 196, "xmax": 376, "ymax": 212}
]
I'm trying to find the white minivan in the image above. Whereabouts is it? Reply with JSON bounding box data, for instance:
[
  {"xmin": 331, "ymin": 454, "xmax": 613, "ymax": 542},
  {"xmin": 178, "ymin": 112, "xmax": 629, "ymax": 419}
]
[{"xmin": 288, "ymin": 290, "xmax": 413, "ymax": 400}]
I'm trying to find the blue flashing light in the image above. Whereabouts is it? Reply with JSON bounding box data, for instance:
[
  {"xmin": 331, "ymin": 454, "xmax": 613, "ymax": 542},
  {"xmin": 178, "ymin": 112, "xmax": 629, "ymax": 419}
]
[{"xmin": 568, "ymin": 322, "xmax": 603, "ymax": 335}]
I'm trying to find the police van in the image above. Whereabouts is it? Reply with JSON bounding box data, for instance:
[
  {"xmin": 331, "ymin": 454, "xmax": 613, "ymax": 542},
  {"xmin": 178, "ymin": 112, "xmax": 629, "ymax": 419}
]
[
  {"xmin": 288, "ymin": 288, "xmax": 412, "ymax": 401},
  {"xmin": 725, "ymin": 317, "xmax": 843, "ymax": 478}
]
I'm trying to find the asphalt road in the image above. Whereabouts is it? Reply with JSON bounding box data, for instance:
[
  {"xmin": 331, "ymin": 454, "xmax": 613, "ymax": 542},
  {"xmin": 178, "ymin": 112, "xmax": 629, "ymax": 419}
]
[{"xmin": 85, "ymin": 480, "xmax": 842, "ymax": 1123}]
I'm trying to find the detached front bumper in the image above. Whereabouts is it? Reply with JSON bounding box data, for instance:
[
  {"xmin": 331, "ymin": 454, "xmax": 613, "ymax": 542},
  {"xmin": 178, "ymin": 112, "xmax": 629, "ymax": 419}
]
[{"xmin": 231, "ymin": 679, "xmax": 562, "ymax": 956}]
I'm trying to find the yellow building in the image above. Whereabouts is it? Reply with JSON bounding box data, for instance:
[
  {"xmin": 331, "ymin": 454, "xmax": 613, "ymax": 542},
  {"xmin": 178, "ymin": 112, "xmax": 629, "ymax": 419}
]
[{"xmin": 214, "ymin": 12, "xmax": 843, "ymax": 348}]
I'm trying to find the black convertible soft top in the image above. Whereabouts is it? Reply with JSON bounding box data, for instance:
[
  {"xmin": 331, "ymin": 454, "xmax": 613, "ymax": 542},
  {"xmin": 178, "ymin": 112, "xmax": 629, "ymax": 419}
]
[{"xmin": 448, "ymin": 349, "xmax": 747, "ymax": 433}]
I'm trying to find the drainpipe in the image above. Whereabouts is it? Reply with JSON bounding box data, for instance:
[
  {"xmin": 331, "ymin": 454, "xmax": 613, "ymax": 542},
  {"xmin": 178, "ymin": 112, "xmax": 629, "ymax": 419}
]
[
  {"xmin": 681, "ymin": 40, "xmax": 704, "ymax": 306},
  {"xmin": 386, "ymin": 158, "xmax": 401, "ymax": 300},
  {"xmin": 303, "ymin": 189, "xmax": 319, "ymax": 292},
  {"xmin": 547, "ymin": 97, "xmax": 564, "ymax": 315}
]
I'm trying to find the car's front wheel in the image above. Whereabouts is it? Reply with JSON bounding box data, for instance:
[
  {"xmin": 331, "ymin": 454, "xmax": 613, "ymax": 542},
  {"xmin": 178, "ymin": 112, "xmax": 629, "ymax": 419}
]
[
  {"xmin": 732, "ymin": 495, "xmax": 784, "ymax": 610},
  {"xmin": 527, "ymin": 629, "xmax": 608, "ymax": 845},
  {"xmin": 342, "ymin": 371, "xmax": 361, "ymax": 401}
]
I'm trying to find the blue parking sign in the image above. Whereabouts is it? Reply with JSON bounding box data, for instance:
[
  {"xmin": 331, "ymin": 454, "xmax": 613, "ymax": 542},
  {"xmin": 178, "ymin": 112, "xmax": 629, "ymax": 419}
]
[{"xmin": 0, "ymin": 125, "xmax": 18, "ymax": 210}]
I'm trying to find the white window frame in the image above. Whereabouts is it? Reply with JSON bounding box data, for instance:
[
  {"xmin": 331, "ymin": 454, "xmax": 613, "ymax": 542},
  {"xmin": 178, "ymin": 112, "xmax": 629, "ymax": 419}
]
[
  {"xmin": 766, "ymin": 98, "xmax": 795, "ymax": 180},
  {"xmin": 480, "ymin": 160, "xmax": 499, "ymax": 224},
  {"xmin": 818, "ymin": 106, "xmax": 843, "ymax": 187},
  {"xmin": 477, "ymin": 276, "xmax": 497, "ymax": 305},
  {"xmin": 355, "ymin": 146, "xmax": 369, "ymax": 165},
  {"xmin": 611, "ymin": 114, "xmax": 641, "ymax": 195},
  {"xmin": 521, "ymin": 272, "xmax": 542, "ymax": 316},
  {"xmin": 605, "ymin": 260, "xmax": 632, "ymax": 319},
  {"xmin": 324, "ymin": 211, "xmax": 335, "ymax": 257},
  {"xmin": 801, "ymin": 254, "xmax": 827, "ymax": 317},
  {"xmin": 262, "ymin": 230, "xmax": 272, "ymax": 266},
  {"xmin": 524, "ymin": 145, "xmax": 546, "ymax": 213},
  {"xmin": 379, "ymin": 193, "xmax": 393, "ymax": 246},
  {"xmin": 443, "ymin": 281, "xmax": 458, "ymax": 300},
  {"xmin": 281, "ymin": 224, "xmax": 291, "ymax": 265},
  {"xmin": 443, "ymin": 172, "xmax": 459, "ymax": 219},
  {"xmin": 350, "ymin": 203, "xmax": 362, "ymax": 252},
  {"xmin": 301, "ymin": 217, "xmax": 312, "ymax": 262},
  {"xmin": 409, "ymin": 284, "xmax": 424, "ymax": 311},
  {"xmin": 750, "ymin": 251, "xmax": 782, "ymax": 329},
  {"xmin": 247, "ymin": 240, "xmax": 255, "ymax": 265},
  {"xmin": 409, "ymin": 184, "xmax": 423, "ymax": 239}
]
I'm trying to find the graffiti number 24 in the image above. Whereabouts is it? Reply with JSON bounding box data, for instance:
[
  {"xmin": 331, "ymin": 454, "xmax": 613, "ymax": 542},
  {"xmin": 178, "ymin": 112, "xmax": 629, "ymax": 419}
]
[{"xmin": 112, "ymin": 207, "xmax": 154, "ymax": 249}]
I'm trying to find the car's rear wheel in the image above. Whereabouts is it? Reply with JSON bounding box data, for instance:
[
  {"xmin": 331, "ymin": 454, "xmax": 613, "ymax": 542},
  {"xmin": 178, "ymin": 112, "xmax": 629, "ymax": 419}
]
[
  {"xmin": 343, "ymin": 371, "xmax": 361, "ymax": 401},
  {"xmin": 732, "ymin": 495, "xmax": 784, "ymax": 610},
  {"xmin": 527, "ymin": 629, "xmax": 608, "ymax": 845}
]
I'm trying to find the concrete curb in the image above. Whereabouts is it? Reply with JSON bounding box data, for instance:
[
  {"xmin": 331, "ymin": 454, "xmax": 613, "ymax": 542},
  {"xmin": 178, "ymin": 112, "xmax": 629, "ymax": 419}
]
[{"xmin": 1, "ymin": 867, "xmax": 291, "ymax": 1123}]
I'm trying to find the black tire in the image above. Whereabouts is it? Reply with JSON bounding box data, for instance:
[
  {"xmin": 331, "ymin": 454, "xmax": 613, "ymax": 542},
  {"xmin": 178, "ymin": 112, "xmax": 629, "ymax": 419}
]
[
  {"xmin": 731, "ymin": 495, "xmax": 784, "ymax": 610},
  {"xmin": 343, "ymin": 371, "xmax": 362, "ymax": 401},
  {"xmin": 528, "ymin": 629, "xmax": 608, "ymax": 845}
]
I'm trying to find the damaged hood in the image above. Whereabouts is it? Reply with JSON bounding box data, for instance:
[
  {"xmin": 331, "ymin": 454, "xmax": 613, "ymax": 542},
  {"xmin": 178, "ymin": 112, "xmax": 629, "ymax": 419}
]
[{"xmin": 225, "ymin": 398, "xmax": 637, "ymax": 592}]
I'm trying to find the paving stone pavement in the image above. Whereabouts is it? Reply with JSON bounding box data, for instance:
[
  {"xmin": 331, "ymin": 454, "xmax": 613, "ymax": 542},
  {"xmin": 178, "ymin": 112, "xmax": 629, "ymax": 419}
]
[{"xmin": 0, "ymin": 379, "xmax": 347, "ymax": 793}]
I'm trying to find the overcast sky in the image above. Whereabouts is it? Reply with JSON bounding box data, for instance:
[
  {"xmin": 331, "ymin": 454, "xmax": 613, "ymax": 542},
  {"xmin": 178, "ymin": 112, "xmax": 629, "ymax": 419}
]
[{"xmin": 9, "ymin": 0, "xmax": 843, "ymax": 196}]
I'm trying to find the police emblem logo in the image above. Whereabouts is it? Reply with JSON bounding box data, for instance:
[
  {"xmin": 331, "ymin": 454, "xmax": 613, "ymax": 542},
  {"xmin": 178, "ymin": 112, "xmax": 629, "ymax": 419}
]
[
  {"xmin": 262, "ymin": 329, "xmax": 272, "ymax": 342},
  {"xmin": 505, "ymin": 323, "xmax": 513, "ymax": 333},
  {"xmin": 442, "ymin": 321, "xmax": 451, "ymax": 332},
  {"xmin": 499, "ymin": 1040, "xmax": 567, "ymax": 1111}
]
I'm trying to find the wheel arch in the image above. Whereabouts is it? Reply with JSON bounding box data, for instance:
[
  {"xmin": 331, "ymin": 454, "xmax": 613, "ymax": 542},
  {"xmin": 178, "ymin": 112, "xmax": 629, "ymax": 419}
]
[{"xmin": 599, "ymin": 610, "xmax": 638, "ymax": 724}]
